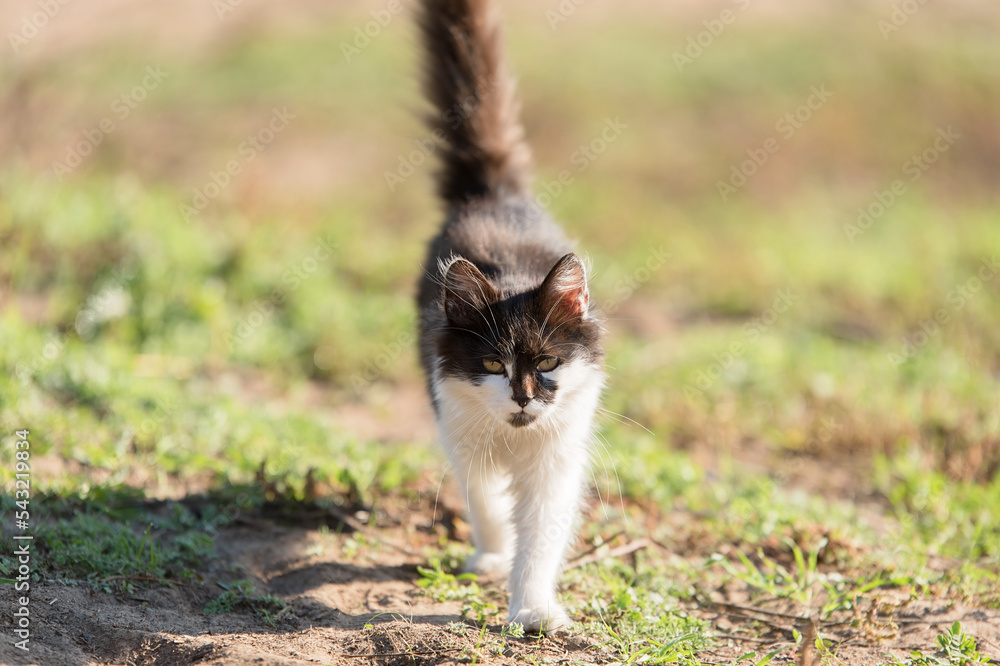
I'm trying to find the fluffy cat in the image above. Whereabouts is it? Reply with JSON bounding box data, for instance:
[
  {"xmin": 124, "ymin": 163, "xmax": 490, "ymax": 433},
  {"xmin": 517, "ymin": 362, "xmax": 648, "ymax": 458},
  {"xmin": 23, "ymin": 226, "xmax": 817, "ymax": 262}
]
[{"xmin": 415, "ymin": 0, "xmax": 605, "ymax": 633}]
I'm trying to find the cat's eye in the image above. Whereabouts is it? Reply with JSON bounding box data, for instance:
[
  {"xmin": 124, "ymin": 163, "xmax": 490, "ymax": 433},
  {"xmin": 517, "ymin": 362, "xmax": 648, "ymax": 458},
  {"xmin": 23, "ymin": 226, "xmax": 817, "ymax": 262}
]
[
  {"xmin": 482, "ymin": 359, "xmax": 504, "ymax": 374},
  {"xmin": 536, "ymin": 357, "xmax": 559, "ymax": 372}
]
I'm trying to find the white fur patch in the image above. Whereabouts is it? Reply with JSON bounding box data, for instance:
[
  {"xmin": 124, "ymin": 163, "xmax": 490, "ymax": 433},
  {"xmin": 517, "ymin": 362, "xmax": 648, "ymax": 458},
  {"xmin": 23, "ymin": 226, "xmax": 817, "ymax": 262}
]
[
  {"xmin": 432, "ymin": 357, "xmax": 602, "ymax": 460},
  {"xmin": 431, "ymin": 356, "xmax": 604, "ymax": 631}
]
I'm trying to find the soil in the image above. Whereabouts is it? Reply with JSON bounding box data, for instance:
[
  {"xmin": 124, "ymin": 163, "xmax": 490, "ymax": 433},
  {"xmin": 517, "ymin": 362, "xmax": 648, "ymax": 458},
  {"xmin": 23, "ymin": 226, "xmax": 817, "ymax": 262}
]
[
  {"xmin": 2, "ymin": 446, "xmax": 999, "ymax": 666},
  {"xmin": 3, "ymin": 363, "xmax": 999, "ymax": 666},
  {"xmin": 2, "ymin": 310, "xmax": 999, "ymax": 662},
  {"xmin": 3, "ymin": 1, "xmax": 1000, "ymax": 664}
]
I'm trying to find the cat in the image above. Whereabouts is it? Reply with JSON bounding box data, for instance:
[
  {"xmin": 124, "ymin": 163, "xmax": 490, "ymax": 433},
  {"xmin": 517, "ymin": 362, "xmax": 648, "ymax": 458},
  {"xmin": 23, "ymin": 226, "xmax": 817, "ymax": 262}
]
[{"xmin": 415, "ymin": 0, "xmax": 605, "ymax": 633}]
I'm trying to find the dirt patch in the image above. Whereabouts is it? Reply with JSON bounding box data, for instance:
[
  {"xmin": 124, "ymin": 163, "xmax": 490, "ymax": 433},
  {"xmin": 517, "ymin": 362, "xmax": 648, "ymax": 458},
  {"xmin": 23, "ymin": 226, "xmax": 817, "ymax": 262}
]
[
  {"xmin": 0, "ymin": 494, "xmax": 611, "ymax": 666},
  {"xmin": 3, "ymin": 488, "xmax": 998, "ymax": 666}
]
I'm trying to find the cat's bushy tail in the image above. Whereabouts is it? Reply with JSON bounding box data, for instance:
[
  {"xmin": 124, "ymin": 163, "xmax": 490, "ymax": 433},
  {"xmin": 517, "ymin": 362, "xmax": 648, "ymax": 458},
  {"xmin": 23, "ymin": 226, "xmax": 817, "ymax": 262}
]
[{"xmin": 418, "ymin": 0, "xmax": 532, "ymax": 204}]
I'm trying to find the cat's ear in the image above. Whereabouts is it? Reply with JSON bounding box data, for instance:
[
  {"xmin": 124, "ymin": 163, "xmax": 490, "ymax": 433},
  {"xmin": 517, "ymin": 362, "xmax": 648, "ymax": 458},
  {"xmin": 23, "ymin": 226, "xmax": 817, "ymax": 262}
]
[
  {"xmin": 540, "ymin": 253, "xmax": 589, "ymax": 322},
  {"xmin": 443, "ymin": 258, "xmax": 500, "ymax": 326}
]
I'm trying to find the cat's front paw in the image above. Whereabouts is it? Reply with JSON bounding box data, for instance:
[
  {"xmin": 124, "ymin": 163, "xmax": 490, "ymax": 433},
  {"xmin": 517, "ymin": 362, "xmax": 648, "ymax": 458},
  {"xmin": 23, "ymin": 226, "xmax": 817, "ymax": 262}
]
[
  {"xmin": 464, "ymin": 551, "xmax": 510, "ymax": 578},
  {"xmin": 508, "ymin": 603, "xmax": 571, "ymax": 634}
]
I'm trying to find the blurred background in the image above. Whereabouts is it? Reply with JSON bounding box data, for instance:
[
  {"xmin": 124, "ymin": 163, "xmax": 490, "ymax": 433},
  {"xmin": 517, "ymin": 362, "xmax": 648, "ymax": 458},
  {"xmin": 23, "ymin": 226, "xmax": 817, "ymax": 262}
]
[{"xmin": 1, "ymin": 0, "xmax": 999, "ymax": 578}]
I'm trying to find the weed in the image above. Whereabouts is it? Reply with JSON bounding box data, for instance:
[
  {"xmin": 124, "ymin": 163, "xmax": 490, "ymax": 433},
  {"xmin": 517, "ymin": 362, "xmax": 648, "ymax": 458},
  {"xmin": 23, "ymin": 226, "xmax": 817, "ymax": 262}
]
[
  {"xmin": 2, "ymin": 7, "xmax": 1000, "ymax": 663},
  {"xmin": 416, "ymin": 560, "xmax": 499, "ymax": 626},
  {"xmin": 204, "ymin": 579, "xmax": 289, "ymax": 628},
  {"xmin": 886, "ymin": 622, "xmax": 990, "ymax": 666},
  {"xmin": 584, "ymin": 580, "xmax": 712, "ymax": 665}
]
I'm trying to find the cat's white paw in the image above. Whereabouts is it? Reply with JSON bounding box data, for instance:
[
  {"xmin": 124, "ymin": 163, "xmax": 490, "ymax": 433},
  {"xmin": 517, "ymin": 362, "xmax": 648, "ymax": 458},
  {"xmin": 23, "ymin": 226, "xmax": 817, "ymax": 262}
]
[
  {"xmin": 464, "ymin": 551, "xmax": 510, "ymax": 577},
  {"xmin": 508, "ymin": 603, "xmax": 571, "ymax": 634}
]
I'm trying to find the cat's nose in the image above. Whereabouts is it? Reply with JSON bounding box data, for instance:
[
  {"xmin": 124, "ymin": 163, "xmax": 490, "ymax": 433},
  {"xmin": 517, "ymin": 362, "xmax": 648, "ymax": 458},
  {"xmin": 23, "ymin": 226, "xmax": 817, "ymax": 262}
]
[{"xmin": 513, "ymin": 395, "xmax": 532, "ymax": 408}]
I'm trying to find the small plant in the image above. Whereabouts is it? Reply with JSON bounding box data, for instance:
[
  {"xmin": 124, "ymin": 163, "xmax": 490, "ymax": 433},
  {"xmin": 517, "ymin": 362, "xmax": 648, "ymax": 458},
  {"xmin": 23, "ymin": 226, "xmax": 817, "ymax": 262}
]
[
  {"xmin": 204, "ymin": 579, "xmax": 289, "ymax": 628},
  {"xmin": 500, "ymin": 622, "xmax": 525, "ymax": 639},
  {"xmin": 446, "ymin": 621, "xmax": 469, "ymax": 637},
  {"xmin": 419, "ymin": 560, "xmax": 528, "ymax": 662},
  {"xmin": 887, "ymin": 622, "xmax": 988, "ymax": 666},
  {"xmin": 134, "ymin": 524, "xmax": 160, "ymax": 571},
  {"xmin": 416, "ymin": 559, "xmax": 499, "ymax": 626},
  {"xmin": 728, "ymin": 649, "xmax": 785, "ymax": 666},
  {"xmin": 585, "ymin": 581, "xmax": 712, "ymax": 665},
  {"xmin": 416, "ymin": 560, "xmax": 481, "ymax": 602}
]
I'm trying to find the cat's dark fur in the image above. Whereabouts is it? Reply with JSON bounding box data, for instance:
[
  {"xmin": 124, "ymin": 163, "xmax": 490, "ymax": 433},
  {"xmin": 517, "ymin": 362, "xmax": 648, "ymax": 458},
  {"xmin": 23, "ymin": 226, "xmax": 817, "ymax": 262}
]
[
  {"xmin": 415, "ymin": 0, "xmax": 603, "ymax": 394},
  {"xmin": 417, "ymin": 199, "xmax": 603, "ymax": 414},
  {"xmin": 415, "ymin": 0, "xmax": 605, "ymax": 632}
]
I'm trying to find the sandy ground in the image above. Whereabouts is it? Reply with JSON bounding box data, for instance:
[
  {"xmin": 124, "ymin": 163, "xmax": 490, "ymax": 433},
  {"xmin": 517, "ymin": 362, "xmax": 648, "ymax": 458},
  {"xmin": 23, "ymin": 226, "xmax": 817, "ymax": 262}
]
[
  {"xmin": 1, "ymin": 379, "xmax": 998, "ymax": 666},
  {"xmin": 3, "ymin": 1, "xmax": 1000, "ymax": 664},
  {"xmin": 1, "ymin": 473, "xmax": 998, "ymax": 666}
]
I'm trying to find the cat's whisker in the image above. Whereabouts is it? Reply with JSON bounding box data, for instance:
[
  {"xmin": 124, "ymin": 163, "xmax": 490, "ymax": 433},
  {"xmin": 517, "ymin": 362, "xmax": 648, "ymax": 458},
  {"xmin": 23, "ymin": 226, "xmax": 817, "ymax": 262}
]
[
  {"xmin": 421, "ymin": 265, "xmax": 448, "ymax": 288},
  {"xmin": 536, "ymin": 297, "xmax": 565, "ymax": 346},
  {"xmin": 592, "ymin": 429, "xmax": 629, "ymax": 525},
  {"xmin": 597, "ymin": 407, "xmax": 655, "ymax": 437},
  {"xmin": 444, "ymin": 400, "xmax": 491, "ymax": 427},
  {"xmin": 486, "ymin": 418, "xmax": 499, "ymax": 475},
  {"xmin": 481, "ymin": 288, "xmax": 503, "ymax": 345},
  {"xmin": 460, "ymin": 413, "xmax": 492, "ymax": 511},
  {"xmin": 499, "ymin": 427, "xmax": 519, "ymax": 461},
  {"xmin": 437, "ymin": 405, "xmax": 488, "ymax": 433},
  {"xmin": 549, "ymin": 341, "xmax": 601, "ymax": 358},
  {"xmin": 452, "ymin": 290, "xmax": 503, "ymax": 342},
  {"xmin": 588, "ymin": 466, "xmax": 608, "ymax": 520},
  {"xmin": 473, "ymin": 416, "xmax": 501, "ymax": 531},
  {"xmin": 539, "ymin": 316, "xmax": 576, "ymax": 350},
  {"xmin": 430, "ymin": 464, "xmax": 448, "ymax": 529},
  {"xmin": 442, "ymin": 326, "xmax": 496, "ymax": 347},
  {"xmin": 586, "ymin": 433, "xmax": 613, "ymax": 519}
]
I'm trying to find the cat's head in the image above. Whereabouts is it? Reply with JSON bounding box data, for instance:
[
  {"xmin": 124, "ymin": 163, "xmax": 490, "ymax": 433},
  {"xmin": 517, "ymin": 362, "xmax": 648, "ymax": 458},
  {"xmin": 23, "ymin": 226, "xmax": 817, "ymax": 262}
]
[{"xmin": 434, "ymin": 253, "xmax": 603, "ymax": 429}]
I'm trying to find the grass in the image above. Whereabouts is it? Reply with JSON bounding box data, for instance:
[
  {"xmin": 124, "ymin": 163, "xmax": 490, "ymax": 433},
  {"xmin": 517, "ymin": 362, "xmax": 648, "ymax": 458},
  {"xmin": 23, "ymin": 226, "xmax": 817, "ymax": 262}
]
[
  {"xmin": 417, "ymin": 560, "xmax": 501, "ymax": 627},
  {"xmin": 204, "ymin": 579, "xmax": 289, "ymax": 628},
  {"xmin": 888, "ymin": 622, "xmax": 991, "ymax": 666},
  {"xmin": 1, "ymin": 1, "xmax": 999, "ymax": 663},
  {"xmin": 0, "ymin": 487, "xmax": 214, "ymax": 593}
]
